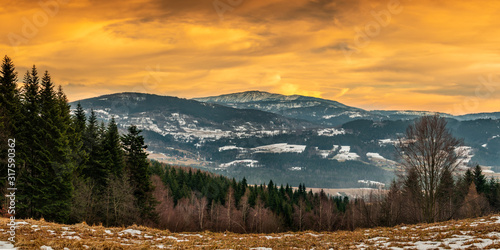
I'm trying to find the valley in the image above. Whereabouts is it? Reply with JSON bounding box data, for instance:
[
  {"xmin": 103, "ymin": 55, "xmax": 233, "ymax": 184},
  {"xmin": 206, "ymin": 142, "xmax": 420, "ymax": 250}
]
[{"xmin": 71, "ymin": 91, "xmax": 500, "ymax": 188}]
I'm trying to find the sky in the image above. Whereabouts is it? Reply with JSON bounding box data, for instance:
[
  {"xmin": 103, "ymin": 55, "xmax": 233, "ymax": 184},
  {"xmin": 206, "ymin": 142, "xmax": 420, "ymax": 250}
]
[{"xmin": 1, "ymin": 0, "xmax": 500, "ymax": 115}]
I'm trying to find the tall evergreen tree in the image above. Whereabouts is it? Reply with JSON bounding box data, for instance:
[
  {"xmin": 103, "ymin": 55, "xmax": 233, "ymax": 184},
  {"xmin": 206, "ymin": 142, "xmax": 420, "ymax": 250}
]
[
  {"xmin": 473, "ymin": 165, "xmax": 487, "ymax": 194},
  {"xmin": 74, "ymin": 103, "xmax": 86, "ymax": 135},
  {"xmin": 17, "ymin": 66, "xmax": 42, "ymax": 219},
  {"xmin": 122, "ymin": 125, "xmax": 156, "ymax": 219},
  {"xmin": 0, "ymin": 56, "xmax": 21, "ymax": 196},
  {"xmin": 82, "ymin": 110, "xmax": 107, "ymax": 187},
  {"xmin": 103, "ymin": 117, "xmax": 124, "ymax": 178},
  {"xmin": 67, "ymin": 100, "xmax": 87, "ymax": 174},
  {"xmin": 0, "ymin": 55, "xmax": 21, "ymax": 135},
  {"xmin": 436, "ymin": 167, "xmax": 454, "ymax": 221},
  {"xmin": 34, "ymin": 71, "xmax": 73, "ymax": 222}
]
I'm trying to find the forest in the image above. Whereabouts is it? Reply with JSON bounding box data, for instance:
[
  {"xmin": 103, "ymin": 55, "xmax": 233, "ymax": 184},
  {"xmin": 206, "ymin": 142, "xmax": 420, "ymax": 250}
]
[{"xmin": 2, "ymin": 55, "xmax": 500, "ymax": 233}]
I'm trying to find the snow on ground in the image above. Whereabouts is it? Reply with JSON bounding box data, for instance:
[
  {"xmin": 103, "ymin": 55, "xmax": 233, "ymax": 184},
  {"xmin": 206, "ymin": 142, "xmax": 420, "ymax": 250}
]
[
  {"xmin": 219, "ymin": 159, "xmax": 259, "ymax": 168},
  {"xmin": 252, "ymin": 143, "xmax": 306, "ymax": 154},
  {"xmin": 332, "ymin": 146, "xmax": 360, "ymax": 161},
  {"xmin": 314, "ymin": 145, "xmax": 341, "ymax": 159},
  {"xmin": 219, "ymin": 143, "xmax": 307, "ymax": 154},
  {"xmin": 358, "ymin": 180, "xmax": 385, "ymax": 188},
  {"xmin": 455, "ymin": 146, "xmax": 474, "ymax": 167},
  {"xmin": 322, "ymin": 111, "xmax": 366, "ymax": 119},
  {"xmin": 379, "ymin": 138, "xmax": 397, "ymax": 146},
  {"xmin": 218, "ymin": 145, "xmax": 243, "ymax": 152},
  {"xmin": 317, "ymin": 128, "xmax": 345, "ymax": 136},
  {"xmin": 0, "ymin": 241, "xmax": 16, "ymax": 249},
  {"xmin": 120, "ymin": 229, "xmax": 142, "ymax": 235},
  {"xmin": 366, "ymin": 152, "xmax": 385, "ymax": 161},
  {"xmin": 318, "ymin": 150, "xmax": 330, "ymax": 158}
]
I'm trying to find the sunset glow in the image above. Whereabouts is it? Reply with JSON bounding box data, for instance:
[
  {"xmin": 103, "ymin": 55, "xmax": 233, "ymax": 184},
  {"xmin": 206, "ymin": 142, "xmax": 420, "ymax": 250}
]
[{"xmin": 2, "ymin": 0, "xmax": 500, "ymax": 114}]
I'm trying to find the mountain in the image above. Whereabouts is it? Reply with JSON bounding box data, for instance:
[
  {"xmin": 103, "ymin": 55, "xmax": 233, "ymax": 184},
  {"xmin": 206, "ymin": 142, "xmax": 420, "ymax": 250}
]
[
  {"xmin": 71, "ymin": 91, "xmax": 500, "ymax": 188},
  {"xmin": 456, "ymin": 112, "xmax": 500, "ymax": 121},
  {"xmin": 369, "ymin": 110, "xmax": 453, "ymax": 120},
  {"xmin": 194, "ymin": 91, "xmax": 374, "ymax": 126},
  {"xmin": 194, "ymin": 91, "xmax": 500, "ymax": 124},
  {"xmin": 71, "ymin": 92, "xmax": 317, "ymax": 141}
]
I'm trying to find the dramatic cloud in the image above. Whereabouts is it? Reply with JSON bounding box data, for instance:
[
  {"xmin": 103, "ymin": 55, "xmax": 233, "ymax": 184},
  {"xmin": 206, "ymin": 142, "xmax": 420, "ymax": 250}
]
[{"xmin": 1, "ymin": 0, "xmax": 500, "ymax": 114}]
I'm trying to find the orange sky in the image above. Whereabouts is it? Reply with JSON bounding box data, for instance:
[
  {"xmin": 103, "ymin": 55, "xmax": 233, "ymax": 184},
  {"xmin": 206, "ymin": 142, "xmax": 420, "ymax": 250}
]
[{"xmin": 1, "ymin": 0, "xmax": 500, "ymax": 114}]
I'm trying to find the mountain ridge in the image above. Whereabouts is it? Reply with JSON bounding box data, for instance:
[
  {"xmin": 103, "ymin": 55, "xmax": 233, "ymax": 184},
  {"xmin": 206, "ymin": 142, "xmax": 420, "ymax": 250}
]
[{"xmin": 72, "ymin": 91, "xmax": 500, "ymax": 120}]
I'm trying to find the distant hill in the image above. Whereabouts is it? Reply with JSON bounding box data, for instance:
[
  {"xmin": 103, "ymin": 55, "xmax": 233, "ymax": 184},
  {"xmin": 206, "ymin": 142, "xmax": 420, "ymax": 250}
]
[
  {"xmin": 194, "ymin": 91, "xmax": 373, "ymax": 126},
  {"xmin": 195, "ymin": 91, "xmax": 500, "ymax": 125}
]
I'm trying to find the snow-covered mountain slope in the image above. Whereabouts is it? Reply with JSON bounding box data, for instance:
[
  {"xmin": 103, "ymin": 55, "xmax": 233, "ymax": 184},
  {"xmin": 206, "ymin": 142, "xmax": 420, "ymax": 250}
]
[
  {"xmin": 70, "ymin": 92, "xmax": 318, "ymax": 142},
  {"xmin": 195, "ymin": 91, "xmax": 500, "ymax": 125},
  {"xmin": 194, "ymin": 91, "xmax": 372, "ymax": 126}
]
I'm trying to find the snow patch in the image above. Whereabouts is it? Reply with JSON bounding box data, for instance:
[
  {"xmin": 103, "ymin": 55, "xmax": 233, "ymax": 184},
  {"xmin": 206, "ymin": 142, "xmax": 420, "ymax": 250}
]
[
  {"xmin": 358, "ymin": 180, "xmax": 385, "ymax": 188},
  {"xmin": 317, "ymin": 128, "xmax": 345, "ymax": 137},
  {"xmin": 378, "ymin": 139, "xmax": 397, "ymax": 146},
  {"xmin": 219, "ymin": 160, "xmax": 259, "ymax": 168},
  {"xmin": 253, "ymin": 143, "xmax": 306, "ymax": 154},
  {"xmin": 120, "ymin": 229, "xmax": 141, "ymax": 235},
  {"xmin": 332, "ymin": 146, "xmax": 360, "ymax": 161},
  {"xmin": 366, "ymin": 152, "xmax": 385, "ymax": 160},
  {"xmin": 218, "ymin": 145, "xmax": 243, "ymax": 152}
]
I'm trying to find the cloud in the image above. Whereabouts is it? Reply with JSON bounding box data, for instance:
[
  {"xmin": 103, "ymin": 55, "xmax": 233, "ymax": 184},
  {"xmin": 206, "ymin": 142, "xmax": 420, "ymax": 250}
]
[{"xmin": 1, "ymin": 0, "xmax": 500, "ymax": 114}]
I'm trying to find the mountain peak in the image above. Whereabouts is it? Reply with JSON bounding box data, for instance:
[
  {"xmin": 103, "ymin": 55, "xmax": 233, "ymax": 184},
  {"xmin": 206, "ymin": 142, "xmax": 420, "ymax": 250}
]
[{"xmin": 194, "ymin": 90, "xmax": 298, "ymax": 103}]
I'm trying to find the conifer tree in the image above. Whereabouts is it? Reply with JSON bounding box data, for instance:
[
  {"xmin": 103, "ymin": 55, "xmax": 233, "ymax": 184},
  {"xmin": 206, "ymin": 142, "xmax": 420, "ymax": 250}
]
[
  {"xmin": 35, "ymin": 71, "xmax": 73, "ymax": 222},
  {"xmin": 436, "ymin": 167, "xmax": 455, "ymax": 221},
  {"xmin": 74, "ymin": 103, "xmax": 86, "ymax": 135},
  {"xmin": 0, "ymin": 55, "xmax": 21, "ymax": 135},
  {"xmin": 122, "ymin": 125, "xmax": 156, "ymax": 219},
  {"xmin": 103, "ymin": 118, "xmax": 124, "ymax": 178},
  {"xmin": 17, "ymin": 66, "xmax": 42, "ymax": 219},
  {"xmin": 0, "ymin": 56, "xmax": 20, "ymax": 194},
  {"xmin": 82, "ymin": 110, "xmax": 107, "ymax": 187},
  {"xmin": 473, "ymin": 165, "xmax": 487, "ymax": 194},
  {"xmin": 68, "ymin": 100, "xmax": 87, "ymax": 174}
]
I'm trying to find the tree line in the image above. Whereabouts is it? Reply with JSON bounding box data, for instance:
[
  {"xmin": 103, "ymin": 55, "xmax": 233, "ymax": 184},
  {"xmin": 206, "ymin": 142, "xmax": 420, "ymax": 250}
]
[{"xmin": 149, "ymin": 162, "xmax": 349, "ymax": 232}]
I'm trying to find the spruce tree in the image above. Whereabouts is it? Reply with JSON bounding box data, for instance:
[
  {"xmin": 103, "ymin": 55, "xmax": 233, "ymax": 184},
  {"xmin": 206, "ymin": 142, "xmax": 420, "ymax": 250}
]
[
  {"xmin": 82, "ymin": 110, "xmax": 107, "ymax": 187},
  {"xmin": 436, "ymin": 167, "xmax": 454, "ymax": 221},
  {"xmin": 0, "ymin": 56, "xmax": 21, "ymax": 195},
  {"xmin": 473, "ymin": 165, "xmax": 487, "ymax": 194},
  {"xmin": 17, "ymin": 66, "xmax": 43, "ymax": 219},
  {"xmin": 0, "ymin": 55, "xmax": 21, "ymax": 135},
  {"xmin": 103, "ymin": 117, "xmax": 124, "ymax": 178},
  {"xmin": 67, "ymin": 100, "xmax": 87, "ymax": 174},
  {"xmin": 122, "ymin": 125, "xmax": 156, "ymax": 218},
  {"xmin": 35, "ymin": 71, "xmax": 73, "ymax": 222},
  {"xmin": 74, "ymin": 103, "xmax": 86, "ymax": 135}
]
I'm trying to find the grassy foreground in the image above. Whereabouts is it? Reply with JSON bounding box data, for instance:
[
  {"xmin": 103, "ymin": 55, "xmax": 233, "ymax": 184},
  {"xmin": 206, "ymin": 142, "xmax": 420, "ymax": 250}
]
[{"xmin": 2, "ymin": 215, "xmax": 500, "ymax": 249}]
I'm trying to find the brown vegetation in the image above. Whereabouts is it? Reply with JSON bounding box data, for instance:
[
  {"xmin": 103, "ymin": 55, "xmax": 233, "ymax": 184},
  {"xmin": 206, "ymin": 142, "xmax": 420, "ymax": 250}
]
[{"xmin": 3, "ymin": 214, "xmax": 500, "ymax": 249}]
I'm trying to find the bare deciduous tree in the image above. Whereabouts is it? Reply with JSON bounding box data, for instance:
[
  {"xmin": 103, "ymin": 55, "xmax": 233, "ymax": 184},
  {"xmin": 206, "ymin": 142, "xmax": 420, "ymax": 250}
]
[{"xmin": 397, "ymin": 115, "xmax": 466, "ymax": 223}]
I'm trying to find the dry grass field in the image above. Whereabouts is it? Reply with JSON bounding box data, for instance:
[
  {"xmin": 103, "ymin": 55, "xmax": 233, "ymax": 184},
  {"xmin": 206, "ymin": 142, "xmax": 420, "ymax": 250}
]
[{"xmin": 2, "ymin": 215, "xmax": 500, "ymax": 249}]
